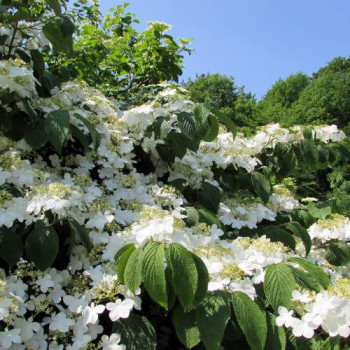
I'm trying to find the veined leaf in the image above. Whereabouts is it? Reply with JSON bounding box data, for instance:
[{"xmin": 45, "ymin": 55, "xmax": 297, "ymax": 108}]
[
  {"xmin": 284, "ymin": 222, "xmax": 311, "ymax": 256},
  {"xmin": 167, "ymin": 243, "xmax": 198, "ymax": 310},
  {"xmin": 172, "ymin": 305, "xmax": 201, "ymax": 349},
  {"xmin": 142, "ymin": 243, "xmax": 168, "ymax": 309},
  {"xmin": 197, "ymin": 181, "xmax": 222, "ymax": 214},
  {"xmin": 45, "ymin": 110, "xmax": 70, "ymax": 153},
  {"xmin": 265, "ymin": 312, "xmax": 286, "ymax": 350},
  {"xmin": 325, "ymin": 242, "xmax": 350, "ymax": 266},
  {"xmin": 25, "ymin": 221, "xmax": 59, "ymax": 270},
  {"xmin": 264, "ymin": 264, "xmax": 295, "ymax": 311},
  {"xmin": 196, "ymin": 291, "xmax": 231, "ymax": 350},
  {"xmin": 68, "ymin": 218, "xmax": 92, "ymax": 252},
  {"xmin": 112, "ymin": 314, "xmax": 156, "ymax": 350},
  {"xmin": 288, "ymin": 257, "xmax": 330, "ymax": 289},
  {"xmin": 124, "ymin": 245, "xmax": 144, "ymax": 293},
  {"xmin": 74, "ymin": 113, "xmax": 101, "ymax": 150},
  {"xmin": 0, "ymin": 226, "xmax": 23, "ymax": 267},
  {"xmin": 232, "ymin": 292, "xmax": 267, "ymax": 350},
  {"xmin": 251, "ymin": 172, "xmax": 271, "ymax": 203}
]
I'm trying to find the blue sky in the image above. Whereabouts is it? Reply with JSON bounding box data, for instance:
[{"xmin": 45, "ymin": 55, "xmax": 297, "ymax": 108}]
[{"xmin": 100, "ymin": 0, "xmax": 350, "ymax": 99}]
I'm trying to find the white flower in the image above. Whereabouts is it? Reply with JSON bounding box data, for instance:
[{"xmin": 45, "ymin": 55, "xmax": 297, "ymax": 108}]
[
  {"xmin": 106, "ymin": 299, "xmax": 134, "ymax": 322},
  {"xmin": 49, "ymin": 312, "xmax": 75, "ymax": 333},
  {"xmin": 0, "ymin": 299, "xmax": 12, "ymax": 320},
  {"xmin": 0, "ymin": 329, "xmax": 22, "ymax": 349},
  {"xmin": 85, "ymin": 211, "xmax": 115, "ymax": 230},
  {"xmin": 101, "ymin": 333, "xmax": 126, "ymax": 350},
  {"xmin": 83, "ymin": 303, "xmax": 105, "ymax": 324},
  {"xmin": 36, "ymin": 274, "xmax": 54, "ymax": 293},
  {"xmin": 276, "ymin": 306, "xmax": 295, "ymax": 327}
]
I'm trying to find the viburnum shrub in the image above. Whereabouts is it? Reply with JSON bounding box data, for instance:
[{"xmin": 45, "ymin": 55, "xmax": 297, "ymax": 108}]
[{"xmin": 0, "ymin": 1, "xmax": 349, "ymax": 349}]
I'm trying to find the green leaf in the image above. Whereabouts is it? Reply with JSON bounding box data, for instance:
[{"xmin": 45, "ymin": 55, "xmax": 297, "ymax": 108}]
[
  {"xmin": 124, "ymin": 245, "xmax": 144, "ymax": 293},
  {"xmin": 45, "ymin": 0, "xmax": 62, "ymax": 16},
  {"xmin": 168, "ymin": 178, "xmax": 188, "ymax": 193},
  {"xmin": 172, "ymin": 305, "xmax": 201, "ymax": 349},
  {"xmin": 45, "ymin": 110, "xmax": 70, "ymax": 153},
  {"xmin": 203, "ymin": 115, "xmax": 219, "ymax": 142},
  {"xmin": 196, "ymin": 291, "xmax": 231, "ymax": 350},
  {"xmin": 289, "ymin": 267, "xmax": 320, "ymax": 292},
  {"xmin": 185, "ymin": 207, "xmax": 199, "ymax": 226},
  {"xmin": 251, "ymin": 172, "xmax": 271, "ymax": 203},
  {"xmin": 115, "ymin": 244, "xmax": 135, "ymax": 284},
  {"xmin": 142, "ymin": 243, "xmax": 168, "ymax": 309},
  {"xmin": 288, "ymin": 257, "xmax": 330, "ymax": 289},
  {"xmin": 274, "ymin": 143, "xmax": 295, "ymax": 177},
  {"xmin": 325, "ymin": 242, "xmax": 350, "ymax": 266},
  {"xmin": 43, "ymin": 19, "xmax": 73, "ymax": 53},
  {"xmin": 74, "ymin": 113, "xmax": 101, "ymax": 150},
  {"xmin": 68, "ymin": 218, "xmax": 92, "ymax": 252},
  {"xmin": 0, "ymin": 227, "xmax": 23, "ymax": 267},
  {"xmin": 307, "ymin": 202, "xmax": 332, "ymax": 220},
  {"xmin": 264, "ymin": 227, "xmax": 296, "ymax": 251},
  {"xmin": 25, "ymin": 221, "xmax": 59, "ymax": 270},
  {"xmin": 198, "ymin": 208, "xmax": 221, "ymax": 228},
  {"xmin": 22, "ymin": 100, "xmax": 39, "ymax": 124},
  {"xmin": 167, "ymin": 131, "xmax": 188, "ymax": 159},
  {"xmin": 265, "ymin": 312, "xmax": 286, "ymax": 350},
  {"xmin": 284, "ymin": 222, "xmax": 311, "ymax": 256},
  {"xmin": 198, "ymin": 181, "xmax": 222, "ymax": 214},
  {"xmin": 70, "ymin": 124, "xmax": 89, "ymax": 153},
  {"xmin": 191, "ymin": 253, "xmax": 209, "ymax": 306},
  {"xmin": 213, "ymin": 108, "xmax": 237, "ymax": 138},
  {"xmin": 298, "ymin": 139, "xmax": 319, "ymax": 170},
  {"xmin": 232, "ymin": 292, "xmax": 267, "ymax": 350},
  {"xmin": 30, "ymin": 50, "xmax": 45, "ymax": 78},
  {"xmin": 112, "ymin": 314, "xmax": 156, "ymax": 350},
  {"xmin": 264, "ymin": 264, "xmax": 295, "ymax": 311},
  {"xmin": 167, "ymin": 243, "xmax": 198, "ymax": 310},
  {"xmin": 24, "ymin": 120, "xmax": 48, "ymax": 150}
]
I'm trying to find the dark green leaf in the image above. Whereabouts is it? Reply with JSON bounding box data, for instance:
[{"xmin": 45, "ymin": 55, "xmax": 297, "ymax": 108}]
[
  {"xmin": 142, "ymin": 243, "xmax": 168, "ymax": 309},
  {"xmin": 264, "ymin": 227, "xmax": 296, "ymax": 251},
  {"xmin": 124, "ymin": 245, "xmax": 144, "ymax": 293},
  {"xmin": 45, "ymin": 110, "xmax": 70, "ymax": 153},
  {"xmin": 203, "ymin": 115, "xmax": 219, "ymax": 142},
  {"xmin": 74, "ymin": 113, "xmax": 101, "ymax": 150},
  {"xmin": 191, "ymin": 253, "xmax": 209, "ymax": 306},
  {"xmin": 30, "ymin": 50, "xmax": 45, "ymax": 78},
  {"xmin": 25, "ymin": 221, "xmax": 59, "ymax": 270},
  {"xmin": 265, "ymin": 312, "xmax": 286, "ymax": 350},
  {"xmin": 196, "ymin": 291, "xmax": 231, "ymax": 350},
  {"xmin": 172, "ymin": 305, "xmax": 201, "ymax": 349},
  {"xmin": 167, "ymin": 243, "xmax": 198, "ymax": 310},
  {"xmin": 198, "ymin": 181, "xmax": 222, "ymax": 214},
  {"xmin": 45, "ymin": 0, "xmax": 62, "ymax": 16},
  {"xmin": 68, "ymin": 218, "xmax": 92, "ymax": 252},
  {"xmin": 198, "ymin": 208, "xmax": 221, "ymax": 228},
  {"xmin": 251, "ymin": 172, "xmax": 271, "ymax": 203},
  {"xmin": 24, "ymin": 120, "xmax": 48, "ymax": 149},
  {"xmin": 288, "ymin": 257, "xmax": 330, "ymax": 289},
  {"xmin": 112, "ymin": 314, "xmax": 156, "ymax": 350},
  {"xmin": 284, "ymin": 222, "xmax": 312, "ymax": 256},
  {"xmin": 0, "ymin": 227, "xmax": 23, "ymax": 267},
  {"xmin": 185, "ymin": 207, "xmax": 199, "ymax": 226},
  {"xmin": 264, "ymin": 264, "xmax": 295, "ymax": 311},
  {"xmin": 325, "ymin": 242, "xmax": 350, "ymax": 266},
  {"xmin": 232, "ymin": 292, "xmax": 267, "ymax": 350}
]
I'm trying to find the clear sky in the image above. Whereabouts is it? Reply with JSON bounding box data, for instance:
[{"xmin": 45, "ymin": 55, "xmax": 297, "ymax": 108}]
[{"xmin": 99, "ymin": 0, "xmax": 350, "ymax": 99}]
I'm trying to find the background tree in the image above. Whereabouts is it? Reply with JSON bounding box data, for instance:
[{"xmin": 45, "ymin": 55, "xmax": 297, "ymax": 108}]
[
  {"xmin": 257, "ymin": 72, "xmax": 310, "ymax": 126},
  {"xmin": 287, "ymin": 57, "xmax": 350, "ymax": 133}
]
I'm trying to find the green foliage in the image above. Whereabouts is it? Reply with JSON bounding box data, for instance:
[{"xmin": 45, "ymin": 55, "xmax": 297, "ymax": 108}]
[
  {"xmin": 264, "ymin": 264, "xmax": 296, "ymax": 311},
  {"xmin": 172, "ymin": 305, "xmax": 201, "ymax": 349},
  {"xmin": 232, "ymin": 292, "xmax": 267, "ymax": 350},
  {"xmin": 112, "ymin": 314, "xmax": 157, "ymax": 350},
  {"xmin": 196, "ymin": 291, "xmax": 231, "ymax": 350},
  {"xmin": 0, "ymin": 226, "xmax": 23, "ymax": 267},
  {"xmin": 25, "ymin": 221, "xmax": 59, "ymax": 271}
]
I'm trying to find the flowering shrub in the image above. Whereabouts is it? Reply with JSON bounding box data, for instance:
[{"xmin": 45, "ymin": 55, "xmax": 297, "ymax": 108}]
[{"xmin": 0, "ymin": 1, "xmax": 349, "ymax": 349}]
